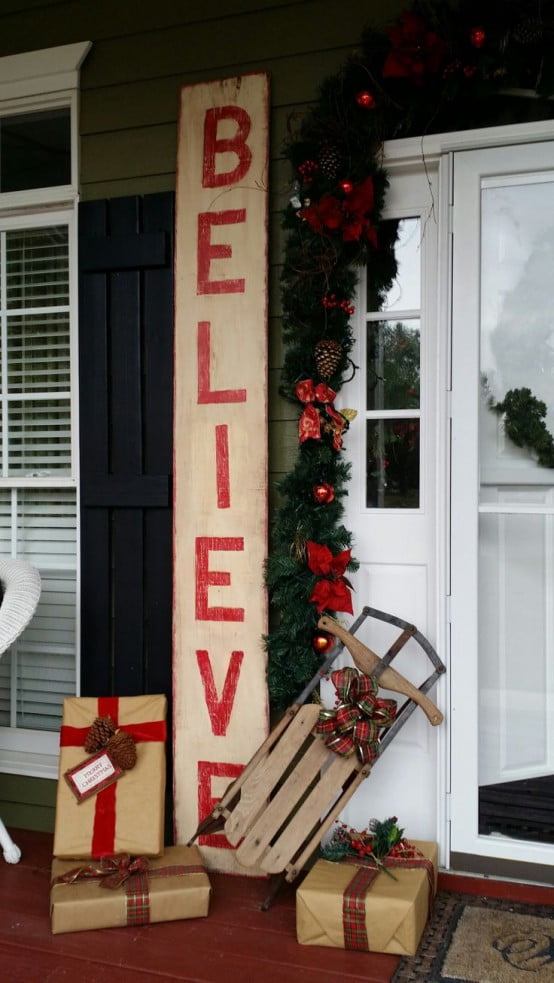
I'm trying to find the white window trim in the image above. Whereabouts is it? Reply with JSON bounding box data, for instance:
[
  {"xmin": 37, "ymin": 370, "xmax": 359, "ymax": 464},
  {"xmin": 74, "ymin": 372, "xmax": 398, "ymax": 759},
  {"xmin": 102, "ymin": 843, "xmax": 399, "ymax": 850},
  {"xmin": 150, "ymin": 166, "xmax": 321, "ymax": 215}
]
[
  {"xmin": 0, "ymin": 42, "xmax": 91, "ymax": 102},
  {"xmin": 0, "ymin": 42, "xmax": 90, "ymax": 779}
]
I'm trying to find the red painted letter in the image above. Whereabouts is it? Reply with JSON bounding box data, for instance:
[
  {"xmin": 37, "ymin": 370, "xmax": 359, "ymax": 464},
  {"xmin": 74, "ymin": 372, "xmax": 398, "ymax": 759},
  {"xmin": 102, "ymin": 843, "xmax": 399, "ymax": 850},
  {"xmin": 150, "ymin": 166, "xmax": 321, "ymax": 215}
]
[
  {"xmin": 195, "ymin": 536, "xmax": 245, "ymax": 622},
  {"xmin": 197, "ymin": 760, "xmax": 244, "ymax": 848},
  {"xmin": 215, "ymin": 425, "xmax": 231, "ymax": 508},
  {"xmin": 197, "ymin": 649, "xmax": 244, "ymax": 736},
  {"xmin": 203, "ymin": 106, "xmax": 252, "ymax": 188},
  {"xmin": 197, "ymin": 322, "xmax": 247, "ymax": 404},
  {"xmin": 197, "ymin": 210, "xmax": 246, "ymax": 295}
]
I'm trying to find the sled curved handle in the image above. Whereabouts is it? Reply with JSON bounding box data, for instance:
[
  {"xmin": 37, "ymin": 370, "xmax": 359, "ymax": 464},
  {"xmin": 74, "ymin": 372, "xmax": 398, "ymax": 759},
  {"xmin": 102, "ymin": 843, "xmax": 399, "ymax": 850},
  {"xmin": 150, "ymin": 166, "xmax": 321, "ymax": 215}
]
[{"xmin": 318, "ymin": 616, "xmax": 444, "ymax": 726}]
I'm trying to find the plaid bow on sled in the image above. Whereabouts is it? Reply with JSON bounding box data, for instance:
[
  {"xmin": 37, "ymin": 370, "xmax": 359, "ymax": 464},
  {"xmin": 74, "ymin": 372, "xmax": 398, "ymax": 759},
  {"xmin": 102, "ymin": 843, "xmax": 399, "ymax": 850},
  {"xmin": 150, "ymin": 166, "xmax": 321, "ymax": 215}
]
[{"xmin": 315, "ymin": 667, "xmax": 397, "ymax": 765}]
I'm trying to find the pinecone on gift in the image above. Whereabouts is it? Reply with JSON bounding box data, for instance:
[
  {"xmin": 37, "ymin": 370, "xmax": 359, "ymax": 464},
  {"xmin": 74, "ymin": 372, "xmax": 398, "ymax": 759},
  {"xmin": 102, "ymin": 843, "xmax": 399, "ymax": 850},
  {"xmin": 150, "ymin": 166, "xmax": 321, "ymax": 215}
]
[
  {"xmin": 317, "ymin": 142, "xmax": 342, "ymax": 180},
  {"xmin": 315, "ymin": 338, "xmax": 342, "ymax": 379},
  {"xmin": 106, "ymin": 730, "xmax": 137, "ymax": 770},
  {"xmin": 84, "ymin": 715, "xmax": 116, "ymax": 753}
]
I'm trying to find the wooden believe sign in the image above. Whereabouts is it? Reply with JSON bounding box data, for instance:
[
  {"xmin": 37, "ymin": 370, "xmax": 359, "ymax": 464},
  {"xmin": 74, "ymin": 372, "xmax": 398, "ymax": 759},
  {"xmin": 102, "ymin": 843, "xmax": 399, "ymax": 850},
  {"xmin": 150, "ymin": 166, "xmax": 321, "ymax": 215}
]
[{"xmin": 173, "ymin": 74, "xmax": 270, "ymax": 872}]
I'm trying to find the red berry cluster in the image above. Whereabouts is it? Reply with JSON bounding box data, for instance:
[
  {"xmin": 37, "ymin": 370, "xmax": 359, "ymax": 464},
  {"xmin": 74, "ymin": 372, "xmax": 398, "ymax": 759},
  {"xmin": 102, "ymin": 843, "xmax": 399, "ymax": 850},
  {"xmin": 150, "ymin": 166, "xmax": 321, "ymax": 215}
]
[
  {"xmin": 322, "ymin": 294, "xmax": 355, "ymax": 316},
  {"xmin": 388, "ymin": 838, "xmax": 416, "ymax": 858},
  {"xmin": 351, "ymin": 835, "xmax": 375, "ymax": 858},
  {"xmin": 298, "ymin": 160, "xmax": 318, "ymax": 182}
]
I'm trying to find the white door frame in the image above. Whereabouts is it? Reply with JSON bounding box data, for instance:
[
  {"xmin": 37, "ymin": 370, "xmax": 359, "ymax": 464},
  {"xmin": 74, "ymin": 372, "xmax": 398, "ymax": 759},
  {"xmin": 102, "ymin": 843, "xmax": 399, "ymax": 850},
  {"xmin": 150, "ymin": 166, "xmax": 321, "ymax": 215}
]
[{"xmin": 381, "ymin": 117, "xmax": 554, "ymax": 873}]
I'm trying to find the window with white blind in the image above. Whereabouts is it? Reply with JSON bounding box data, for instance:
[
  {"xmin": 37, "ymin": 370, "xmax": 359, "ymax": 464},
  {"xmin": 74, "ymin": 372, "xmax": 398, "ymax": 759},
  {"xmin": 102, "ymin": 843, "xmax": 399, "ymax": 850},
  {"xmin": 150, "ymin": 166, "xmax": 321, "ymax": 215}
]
[{"xmin": 0, "ymin": 41, "xmax": 90, "ymax": 778}]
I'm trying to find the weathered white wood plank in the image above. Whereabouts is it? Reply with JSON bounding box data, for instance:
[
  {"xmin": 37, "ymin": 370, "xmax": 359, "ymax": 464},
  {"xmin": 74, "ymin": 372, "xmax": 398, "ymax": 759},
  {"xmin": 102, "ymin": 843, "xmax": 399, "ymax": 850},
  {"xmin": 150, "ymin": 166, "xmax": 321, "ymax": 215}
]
[{"xmin": 173, "ymin": 74, "xmax": 270, "ymax": 873}]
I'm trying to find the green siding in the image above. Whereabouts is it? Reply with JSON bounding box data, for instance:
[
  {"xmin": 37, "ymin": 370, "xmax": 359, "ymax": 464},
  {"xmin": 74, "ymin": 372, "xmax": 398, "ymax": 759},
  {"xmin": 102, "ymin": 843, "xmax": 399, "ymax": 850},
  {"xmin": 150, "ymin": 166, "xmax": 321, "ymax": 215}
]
[
  {"xmin": 0, "ymin": 774, "xmax": 56, "ymax": 833},
  {"xmin": 0, "ymin": 0, "xmax": 405, "ymax": 830}
]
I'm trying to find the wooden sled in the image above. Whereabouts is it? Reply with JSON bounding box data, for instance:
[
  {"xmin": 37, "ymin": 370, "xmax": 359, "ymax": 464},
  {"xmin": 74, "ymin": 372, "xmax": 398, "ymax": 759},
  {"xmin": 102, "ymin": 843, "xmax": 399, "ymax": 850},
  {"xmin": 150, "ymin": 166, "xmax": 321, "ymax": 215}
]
[{"xmin": 188, "ymin": 606, "xmax": 446, "ymax": 908}]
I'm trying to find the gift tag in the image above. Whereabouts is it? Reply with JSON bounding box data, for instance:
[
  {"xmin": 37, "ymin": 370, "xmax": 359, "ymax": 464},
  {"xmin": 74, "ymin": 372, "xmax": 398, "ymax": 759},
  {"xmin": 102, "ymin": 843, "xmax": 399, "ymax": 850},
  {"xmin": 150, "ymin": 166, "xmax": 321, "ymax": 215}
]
[{"xmin": 64, "ymin": 749, "xmax": 124, "ymax": 803}]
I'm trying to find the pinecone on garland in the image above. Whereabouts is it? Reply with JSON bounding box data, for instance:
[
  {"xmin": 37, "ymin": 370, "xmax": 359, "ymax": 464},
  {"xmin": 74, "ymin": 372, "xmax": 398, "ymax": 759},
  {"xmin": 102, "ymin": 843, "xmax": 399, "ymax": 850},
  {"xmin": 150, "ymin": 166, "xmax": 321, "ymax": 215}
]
[
  {"xmin": 315, "ymin": 338, "xmax": 342, "ymax": 379},
  {"xmin": 106, "ymin": 730, "xmax": 137, "ymax": 770},
  {"xmin": 317, "ymin": 142, "xmax": 342, "ymax": 180},
  {"xmin": 84, "ymin": 715, "xmax": 116, "ymax": 753}
]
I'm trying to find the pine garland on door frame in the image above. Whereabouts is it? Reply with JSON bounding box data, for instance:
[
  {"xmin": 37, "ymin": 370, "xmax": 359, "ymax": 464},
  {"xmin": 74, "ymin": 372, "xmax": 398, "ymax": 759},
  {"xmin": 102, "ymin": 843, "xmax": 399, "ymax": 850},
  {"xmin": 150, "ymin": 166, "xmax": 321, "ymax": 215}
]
[{"xmin": 265, "ymin": 0, "xmax": 554, "ymax": 714}]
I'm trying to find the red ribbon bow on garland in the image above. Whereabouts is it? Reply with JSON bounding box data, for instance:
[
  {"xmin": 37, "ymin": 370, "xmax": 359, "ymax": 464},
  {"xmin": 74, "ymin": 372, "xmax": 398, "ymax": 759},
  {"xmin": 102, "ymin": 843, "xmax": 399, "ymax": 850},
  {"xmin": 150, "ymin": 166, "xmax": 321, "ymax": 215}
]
[
  {"xmin": 299, "ymin": 176, "xmax": 378, "ymax": 244},
  {"xmin": 307, "ymin": 540, "xmax": 353, "ymax": 614},
  {"xmin": 315, "ymin": 667, "xmax": 397, "ymax": 764},
  {"xmin": 382, "ymin": 11, "xmax": 447, "ymax": 82},
  {"xmin": 296, "ymin": 380, "xmax": 349, "ymax": 451}
]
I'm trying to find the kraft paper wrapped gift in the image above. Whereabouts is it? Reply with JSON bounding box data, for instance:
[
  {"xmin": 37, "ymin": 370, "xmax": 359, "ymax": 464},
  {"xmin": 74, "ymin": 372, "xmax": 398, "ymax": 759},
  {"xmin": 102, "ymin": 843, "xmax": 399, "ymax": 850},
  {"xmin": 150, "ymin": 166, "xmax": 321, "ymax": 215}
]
[
  {"xmin": 50, "ymin": 845, "xmax": 211, "ymax": 934},
  {"xmin": 296, "ymin": 840, "xmax": 438, "ymax": 955},
  {"xmin": 53, "ymin": 694, "xmax": 167, "ymax": 859}
]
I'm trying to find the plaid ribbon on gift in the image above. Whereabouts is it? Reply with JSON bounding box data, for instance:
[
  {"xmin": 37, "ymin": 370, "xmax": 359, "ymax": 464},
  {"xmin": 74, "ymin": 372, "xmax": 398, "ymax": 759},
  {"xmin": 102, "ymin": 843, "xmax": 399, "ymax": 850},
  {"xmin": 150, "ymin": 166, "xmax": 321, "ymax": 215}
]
[
  {"xmin": 54, "ymin": 854, "xmax": 206, "ymax": 927},
  {"xmin": 341, "ymin": 847, "xmax": 436, "ymax": 951},
  {"xmin": 342, "ymin": 866, "xmax": 380, "ymax": 950},
  {"xmin": 315, "ymin": 667, "xmax": 397, "ymax": 764}
]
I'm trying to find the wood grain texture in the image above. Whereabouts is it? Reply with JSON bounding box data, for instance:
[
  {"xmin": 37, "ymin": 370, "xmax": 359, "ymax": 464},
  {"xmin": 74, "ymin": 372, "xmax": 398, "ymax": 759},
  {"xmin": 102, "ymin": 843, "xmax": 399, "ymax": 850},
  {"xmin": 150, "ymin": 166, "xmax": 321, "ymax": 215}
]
[{"xmin": 173, "ymin": 74, "xmax": 270, "ymax": 873}]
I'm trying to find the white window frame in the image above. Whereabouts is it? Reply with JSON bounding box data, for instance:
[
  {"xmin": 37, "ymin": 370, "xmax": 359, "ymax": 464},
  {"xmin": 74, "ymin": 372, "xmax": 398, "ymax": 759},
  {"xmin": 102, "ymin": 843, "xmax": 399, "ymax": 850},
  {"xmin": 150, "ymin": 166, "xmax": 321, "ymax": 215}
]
[{"xmin": 0, "ymin": 41, "xmax": 90, "ymax": 779}]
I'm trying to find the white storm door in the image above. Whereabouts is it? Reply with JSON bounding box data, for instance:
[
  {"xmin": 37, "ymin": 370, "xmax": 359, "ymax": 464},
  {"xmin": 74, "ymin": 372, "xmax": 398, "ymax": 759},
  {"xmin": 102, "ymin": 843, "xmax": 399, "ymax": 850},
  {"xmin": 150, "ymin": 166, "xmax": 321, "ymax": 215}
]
[
  {"xmin": 335, "ymin": 165, "xmax": 443, "ymax": 840},
  {"xmin": 450, "ymin": 141, "xmax": 554, "ymax": 869}
]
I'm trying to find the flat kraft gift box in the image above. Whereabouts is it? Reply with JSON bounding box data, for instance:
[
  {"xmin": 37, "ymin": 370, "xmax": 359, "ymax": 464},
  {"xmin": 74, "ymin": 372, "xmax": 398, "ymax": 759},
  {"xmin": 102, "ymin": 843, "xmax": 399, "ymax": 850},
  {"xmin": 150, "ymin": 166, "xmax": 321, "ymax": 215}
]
[
  {"xmin": 50, "ymin": 845, "xmax": 211, "ymax": 934},
  {"xmin": 296, "ymin": 840, "xmax": 437, "ymax": 955},
  {"xmin": 53, "ymin": 694, "xmax": 167, "ymax": 859}
]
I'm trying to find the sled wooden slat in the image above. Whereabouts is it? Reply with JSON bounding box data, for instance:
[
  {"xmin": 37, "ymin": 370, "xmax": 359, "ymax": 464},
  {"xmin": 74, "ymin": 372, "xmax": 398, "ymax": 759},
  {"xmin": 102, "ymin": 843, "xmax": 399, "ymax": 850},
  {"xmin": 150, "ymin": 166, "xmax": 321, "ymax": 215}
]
[
  {"xmin": 260, "ymin": 751, "xmax": 361, "ymax": 874},
  {"xmin": 235, "ymin": 711, "xmax": 328, "ymax": 867},
  {"xmin": 281, "ymin": 764, "xmax": 372, "ymax": 880},
  {"xmin": 224, "ymin": 704, "xmax": 321, "ymax": 845},
  {"xmin": 215, "ymin": 706, "xmax": 299, "ymax": 812}
]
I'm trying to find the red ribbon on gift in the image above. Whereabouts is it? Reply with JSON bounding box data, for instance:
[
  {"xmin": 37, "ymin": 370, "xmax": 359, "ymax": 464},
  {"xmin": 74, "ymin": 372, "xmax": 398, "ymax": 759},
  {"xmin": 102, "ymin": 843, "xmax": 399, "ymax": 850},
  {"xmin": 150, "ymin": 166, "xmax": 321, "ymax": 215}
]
[
  {"xmin": 341, "ymin": 847, "xmax": 436, "ymax": 951},
  {"xmin": 54, "ymin": 853, "xmax": 206, "ymax": 927},
  {"xmin": 59, "ymin": 697, "xmax": 167, "ymax": 857}
]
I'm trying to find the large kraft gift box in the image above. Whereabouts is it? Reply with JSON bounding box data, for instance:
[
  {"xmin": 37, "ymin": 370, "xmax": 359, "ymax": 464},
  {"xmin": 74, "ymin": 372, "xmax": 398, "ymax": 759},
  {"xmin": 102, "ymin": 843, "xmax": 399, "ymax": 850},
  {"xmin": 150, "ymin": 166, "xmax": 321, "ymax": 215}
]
[
  {"xmin": 296, "ymin": 840, "xmax": 438, "ymax": 955},
  {"xmin": 53, "ymin": 694, "xmax": 167, "ymax": 859},
  {"xmin": 50, "ymin": 845, "xmax": 211, "ymax": 934}
]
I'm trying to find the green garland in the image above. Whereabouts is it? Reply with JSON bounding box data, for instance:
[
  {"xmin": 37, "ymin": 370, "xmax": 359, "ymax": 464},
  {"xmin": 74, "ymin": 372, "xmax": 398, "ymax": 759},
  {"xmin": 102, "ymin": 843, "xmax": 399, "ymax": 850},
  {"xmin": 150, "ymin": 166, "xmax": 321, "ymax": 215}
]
[{"xmin": 266, "ymin": 0, "xmax": 554, "ymax": 714}]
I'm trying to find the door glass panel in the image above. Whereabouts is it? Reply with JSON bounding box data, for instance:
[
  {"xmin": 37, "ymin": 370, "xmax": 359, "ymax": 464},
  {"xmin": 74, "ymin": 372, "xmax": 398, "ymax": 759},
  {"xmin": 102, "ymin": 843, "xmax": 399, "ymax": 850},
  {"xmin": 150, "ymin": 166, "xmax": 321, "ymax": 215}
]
[
  {"xmin": 366, "ymin": 418, "xmax": 420, "ymax": 509},
  {"xmin": 365, "ymin": 217, "xmax": 421, "ymax": 509},
  {"xmin": 478, "ymin": 177, "xmax": 554, "ymax": 845},
  {"xmin": 368, "ymin": 217, "xmax": 421, "ymax": 312},
  {"xmin": 367, "ymin": 320, "xmax": 420, "ymax": 410}
]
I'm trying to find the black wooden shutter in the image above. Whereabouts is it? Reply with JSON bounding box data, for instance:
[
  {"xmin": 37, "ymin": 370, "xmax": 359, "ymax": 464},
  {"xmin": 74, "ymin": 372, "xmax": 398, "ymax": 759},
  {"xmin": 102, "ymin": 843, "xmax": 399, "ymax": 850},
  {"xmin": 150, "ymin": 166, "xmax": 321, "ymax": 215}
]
[{"xmin": 78, "ymin": 193, "xmax": 174, "ymax": 711}]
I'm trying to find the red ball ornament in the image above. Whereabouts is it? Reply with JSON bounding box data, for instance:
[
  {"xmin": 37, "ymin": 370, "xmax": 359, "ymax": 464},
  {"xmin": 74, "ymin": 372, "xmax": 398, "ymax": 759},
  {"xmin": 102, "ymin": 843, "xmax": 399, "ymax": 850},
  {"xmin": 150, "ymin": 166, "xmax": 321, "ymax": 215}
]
[
  {"xmin": 470, "ymin": 26, "xmax": 486, "ymax": 48},
  {"xmin": 313, "ymin": 482, "xmax": 335, "ymax": 504},
  {"xmin": 339, "ymin": 180, "xmax": 353, "ymax": 194},
  {"xmin": 312, "ymin": 630, "xmax": 335, "ymax": 655},
  {"xmin": 356, "ymin": 90, "xmax": 376, "ymax": 109}
]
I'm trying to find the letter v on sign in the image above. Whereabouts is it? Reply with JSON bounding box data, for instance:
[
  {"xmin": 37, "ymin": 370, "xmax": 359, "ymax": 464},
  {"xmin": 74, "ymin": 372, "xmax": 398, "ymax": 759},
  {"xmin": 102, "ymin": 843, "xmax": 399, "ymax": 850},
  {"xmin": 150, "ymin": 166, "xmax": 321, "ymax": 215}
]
[{"xmin": 196, "ymin": 649, "xmax": 244, "ymax": 736}]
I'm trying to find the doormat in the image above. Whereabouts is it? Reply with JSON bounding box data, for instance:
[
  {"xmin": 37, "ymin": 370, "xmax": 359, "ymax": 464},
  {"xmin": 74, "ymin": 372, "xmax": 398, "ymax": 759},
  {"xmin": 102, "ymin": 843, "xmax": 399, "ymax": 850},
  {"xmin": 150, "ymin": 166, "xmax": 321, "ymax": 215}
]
[{"xmin": 392, "ymin": 890, "xmax": 554, "ymax": 982}]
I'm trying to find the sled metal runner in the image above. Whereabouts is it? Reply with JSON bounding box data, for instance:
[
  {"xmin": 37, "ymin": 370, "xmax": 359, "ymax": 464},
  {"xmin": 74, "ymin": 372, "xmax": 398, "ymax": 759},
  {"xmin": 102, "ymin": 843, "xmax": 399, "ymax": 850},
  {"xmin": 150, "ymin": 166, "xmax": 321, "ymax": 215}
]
[{"xmin": 188, "ymin": 606, "xmax": 446, "ymax": 909}]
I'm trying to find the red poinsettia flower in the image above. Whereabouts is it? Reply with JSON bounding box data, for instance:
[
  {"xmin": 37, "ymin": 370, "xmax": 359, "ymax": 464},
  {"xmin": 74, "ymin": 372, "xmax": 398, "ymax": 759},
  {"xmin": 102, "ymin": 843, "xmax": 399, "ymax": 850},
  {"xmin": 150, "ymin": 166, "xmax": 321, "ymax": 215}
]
[
  {"xmin": 299, "ymin": 194, "xmax": 342, "ymax": 235},
  {"xmin": 306, "ymin": 541, "xmax": 353, "ymax": 614},
  {"xmin": 307, "ymin": 541, "xmax": 351, "ymax": 578},
  {"xmin": 382, "ymin": 11, "xmax": 447, "ymax": 82},
  {"xmin": 299, "ymin": 176, "xmax": 377, "ymax": 245},
  {"xmin": 310, "ymin": 578, "xmax": 353, "ymax": 614}
]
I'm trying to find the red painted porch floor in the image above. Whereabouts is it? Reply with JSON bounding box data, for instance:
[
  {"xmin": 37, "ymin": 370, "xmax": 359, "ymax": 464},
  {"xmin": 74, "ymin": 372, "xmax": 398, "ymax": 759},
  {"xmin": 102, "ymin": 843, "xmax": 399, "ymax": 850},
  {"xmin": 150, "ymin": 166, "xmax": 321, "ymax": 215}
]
[{"xmin": 1, "ymin": 828, "xmax": 553, "ymax": 983}]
